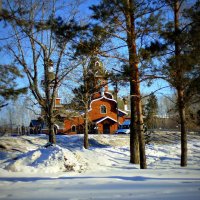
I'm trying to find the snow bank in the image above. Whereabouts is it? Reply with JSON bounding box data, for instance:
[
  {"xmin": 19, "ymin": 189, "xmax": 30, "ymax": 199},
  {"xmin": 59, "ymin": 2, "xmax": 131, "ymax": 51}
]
[
  {"xmin": 4, "ymin": 145, "xmax": 84, "ymax": 173},
  {"xmin": 1, "ymin": 133, "xmax": 200, "ymax": 175}
]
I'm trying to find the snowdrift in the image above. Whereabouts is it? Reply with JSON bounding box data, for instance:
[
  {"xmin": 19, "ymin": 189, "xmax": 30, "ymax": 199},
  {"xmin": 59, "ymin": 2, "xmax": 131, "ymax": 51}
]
[
  {"xmin": 0, "ymin": 132, "xmax": 200, "ymax": 175},
  {"xmin": 4, "ymin": 145, "xmax": 83, "ymax": 173}
]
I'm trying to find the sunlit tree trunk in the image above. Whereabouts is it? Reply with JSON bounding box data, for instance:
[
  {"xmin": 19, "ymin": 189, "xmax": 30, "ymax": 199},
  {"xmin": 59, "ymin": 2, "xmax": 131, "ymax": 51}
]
[
  {"xmin": 177, "ymin": 89, "xmax": 187, "ymax": 166},
  {"xmin": 174, "ymin": 0, "xmax": 187, "ymax": 166},
  {"xmin": 84, "ymin": 103, "xmax": 89, "ymax": 149},
  {"xmin": 126, "ymin": 0, "xmax": 146, "ymax": 168},
  {"xmin": 83, "ymin": 66, "xmax": 89, "ymax": 149}
]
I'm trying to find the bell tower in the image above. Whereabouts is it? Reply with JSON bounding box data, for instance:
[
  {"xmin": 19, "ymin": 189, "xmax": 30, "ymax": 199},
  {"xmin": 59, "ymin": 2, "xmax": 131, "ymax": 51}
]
[
  {"xmin": 41, "ymin": 59, "xmax": 61, "ymax": 108},
  {"xmin": 89, "ymin": 57, "xmax": 108, "ymax": 94}
]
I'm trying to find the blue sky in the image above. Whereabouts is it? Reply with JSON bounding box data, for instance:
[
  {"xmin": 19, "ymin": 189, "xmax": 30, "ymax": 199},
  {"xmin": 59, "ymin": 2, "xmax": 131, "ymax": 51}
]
[
  {"xmin": 0, "ymin": 0, "xmax": 174, "ymax": 100},
  {"xmin": 0, "ymin": 0, "xmax": 177, "ymax": 126}
]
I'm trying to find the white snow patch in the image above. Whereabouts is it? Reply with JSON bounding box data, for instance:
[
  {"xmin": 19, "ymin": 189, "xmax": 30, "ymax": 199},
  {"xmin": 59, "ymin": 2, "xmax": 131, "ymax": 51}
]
[{"xmin": 3, "ymin": 145, "xmax": 84, "ymax": 173}]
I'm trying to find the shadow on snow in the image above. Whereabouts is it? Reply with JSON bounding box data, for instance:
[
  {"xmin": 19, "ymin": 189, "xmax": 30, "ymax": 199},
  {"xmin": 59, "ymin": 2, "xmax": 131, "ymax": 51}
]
[{"xmin": 1, "ymin": 175, "xmax": 200, "ymax": 183}]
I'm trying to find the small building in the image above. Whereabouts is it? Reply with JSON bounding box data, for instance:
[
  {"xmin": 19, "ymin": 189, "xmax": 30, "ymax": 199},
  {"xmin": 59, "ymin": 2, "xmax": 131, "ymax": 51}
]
[{"xmin": 29, "ymin": 119, "xmax": 44, "ymax": 134}]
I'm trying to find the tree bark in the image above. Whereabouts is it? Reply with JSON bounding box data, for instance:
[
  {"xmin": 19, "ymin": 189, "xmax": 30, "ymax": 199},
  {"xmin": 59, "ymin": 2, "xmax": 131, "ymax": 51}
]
[
  {"xmin": 84, "ymin": 94, "xmax": 89, "ymax": 149},
  {"xmin": 126, "ymin": 0, "xmax": 139, "ymax": 164},
  {"xmin": 178, "ymin": 89, "xmax": 187, "ymax": 166},
  {"xmin": 84, "ymin": 67, "xmax": 89, "ymax": 149},
  {"xmin": 48, "ymin": 120, "xmax": 56, "ymax": 144},
  {"xmin": 126, "ymin": 0, "xmax": 147, "ymax": 168},
  {"xmin": 130, "ymin": 89, "xmax": 140, "ymax": 164},
  {"xmin": 84, "ymin": 106, "xmax": 89, "ymax": 149},
  {"xmin": 174, "ymin": 0, "xmax": 187, "ymax": 167},
  {"xmin": 44, "ymin": 57, "xmax": 56, "ymax": 144},
  {"xmin": 137, "ymin": 91, "xmax": 147, "ymax": 169}
]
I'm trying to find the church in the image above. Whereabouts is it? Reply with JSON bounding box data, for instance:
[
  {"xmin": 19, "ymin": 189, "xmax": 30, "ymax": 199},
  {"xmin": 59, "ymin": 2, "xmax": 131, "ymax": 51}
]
[
  {"xmin": 63, "ymin": 57, "xmax": 128, "ymax": 134},
  {"xmin": 35, "ymin": 57, "xmax": 128, "ymax": 135}
]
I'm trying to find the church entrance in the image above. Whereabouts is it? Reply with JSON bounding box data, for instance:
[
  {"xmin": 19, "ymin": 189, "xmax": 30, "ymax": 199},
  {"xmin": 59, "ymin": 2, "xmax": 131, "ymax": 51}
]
[{"xmin": 103, "ymin": 123, "xmax": 110, "ymax": 134}]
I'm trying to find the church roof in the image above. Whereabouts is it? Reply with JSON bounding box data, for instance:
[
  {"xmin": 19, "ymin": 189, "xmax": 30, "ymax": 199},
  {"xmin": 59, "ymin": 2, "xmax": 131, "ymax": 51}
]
[
  {"xmin": 29, "ymin": 120, "xmax": 44, "ymax": 127},
  {"xmin": 93, "ymin": 116, "xmax": 117, "ymax": 124},
  {"xmin": 118, "ymin": 109, "xmax": 128, "ymax": 115},
  {"xmin": 91, "ymin": 91, "xmax": 113, "ymax": 100},
  {"xmin": 89, "ymin": 95, "xmax": 117, "ymax": 111}
]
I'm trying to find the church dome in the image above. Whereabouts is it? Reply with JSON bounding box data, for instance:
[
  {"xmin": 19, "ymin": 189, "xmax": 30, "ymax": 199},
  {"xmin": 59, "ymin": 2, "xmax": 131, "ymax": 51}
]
[{"xmin": 88, "ymin": 56, "xmax": 106, "ymax": 77}]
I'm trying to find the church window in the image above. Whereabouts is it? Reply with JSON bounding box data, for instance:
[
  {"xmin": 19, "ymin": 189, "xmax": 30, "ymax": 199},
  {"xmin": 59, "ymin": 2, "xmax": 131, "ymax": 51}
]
[
  {"xmin": 71, "ymin": 125, "xmax": 76, "ymax": 132},
  {"xmin": 95, "ymin": 61, "xmax": 100, "ymax": 67},
  {"xmin": 100, "ymin": 105, "xmax": 107, "ymax": 114}
]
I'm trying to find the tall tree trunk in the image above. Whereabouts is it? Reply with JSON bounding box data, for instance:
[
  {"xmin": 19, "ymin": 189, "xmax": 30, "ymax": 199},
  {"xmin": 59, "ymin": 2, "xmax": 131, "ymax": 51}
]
[
  {"xmin": 44, "ymin": 58, "xmax": 56, "ymax": 145},
  {"xmin": 126, "ymin": 0, "xmax": 147, "ymax": 167},
  {"xmin": 178, "ymin": 89, "xmax": 187, "ymax": 166},
  {"xmin": 137, "ymin": 91, "xmax": 147, "ymax": 169},
  {"xmin": 84, "ymin": 99, "xmax": 89, "ymax": 149},
  {"xmin": 84, "ymin": 66, "xmax": 89, "ymax": 149},
  {"xmin": 127, "ymin": 19, "xmax": 140, "ymax": 164},
  {"xmin": 48, "ymin": 117, "xmax": 56, "ymax": 144},
  {"xmin": 130, "ymin": 85, "xmax": 140, "ymax": 164},
  {"xmin": 174, "ymin": 0, "xmax": 187, "ymax": 167}
]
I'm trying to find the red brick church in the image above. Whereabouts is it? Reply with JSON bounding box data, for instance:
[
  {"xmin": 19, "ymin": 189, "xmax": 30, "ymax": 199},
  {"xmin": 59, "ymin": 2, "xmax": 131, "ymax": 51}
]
[
  {"xmin": 35, "ymin": 57, "xmax": 128, "ymax": 135},
  {"xmin": 63, "ymin": 58, "xmax": 127, "ymax": 134}
]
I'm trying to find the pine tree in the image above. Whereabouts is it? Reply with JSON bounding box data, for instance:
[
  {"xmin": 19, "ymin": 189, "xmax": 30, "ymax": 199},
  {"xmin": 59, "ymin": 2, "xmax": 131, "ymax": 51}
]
[
  {"xmin": 0, "ymin": 1, "xmax": 85, "ymax": 144},
  {"xmin": 68, "ymin": 20, "xmax": 111, "ymax": 148},
  {"xmin": 184, "ymin": 0, "xmax": 200, "ymax": 100},
  {"xmin": 0, "ymin": 64, "xmax": 27, "ymax": 109},
  {"xmin": 162, "ymin": 0, "xmax": 200, "ymax": 167},
  {"xmin": 145, "ymin": 0, "xmax": 200, "ymax": 166},
  {"xmin": 145, "ymin": 93, "xmax": 158, "ymax": 129},
  {"xmin": 90, "ymin": 0, "xmax": 163, "ymax": 169},
  {"xmin": 70, "ymin": 59, "xmax": 96, "ymax": 149},
  {"xmin": 70, "ymin": 56, "xmax": 109, "ymax": 149}
]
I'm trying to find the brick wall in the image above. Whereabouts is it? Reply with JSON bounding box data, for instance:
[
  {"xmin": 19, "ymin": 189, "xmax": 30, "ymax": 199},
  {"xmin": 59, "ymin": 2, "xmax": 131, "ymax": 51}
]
[{"xmin": 64, "ymin": 97, "xmax": 126, "ymax": 134}]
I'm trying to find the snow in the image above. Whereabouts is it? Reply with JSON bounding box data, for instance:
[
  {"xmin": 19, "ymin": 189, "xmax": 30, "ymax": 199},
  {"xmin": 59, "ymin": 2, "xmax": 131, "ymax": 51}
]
[
  {"xmin": 4, "ymin": 146, "xmax": 83, "ymax": 173},
  {"xmin": 0, "ymin": 132, "xmax": 200, "ymax": 200}
]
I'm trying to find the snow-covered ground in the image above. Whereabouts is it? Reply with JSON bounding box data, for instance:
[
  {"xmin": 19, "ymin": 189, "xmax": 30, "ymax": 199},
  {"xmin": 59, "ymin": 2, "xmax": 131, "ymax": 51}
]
[{"xmin": 0, "ymin": 132, "xmax": 200, "ymax": 200}]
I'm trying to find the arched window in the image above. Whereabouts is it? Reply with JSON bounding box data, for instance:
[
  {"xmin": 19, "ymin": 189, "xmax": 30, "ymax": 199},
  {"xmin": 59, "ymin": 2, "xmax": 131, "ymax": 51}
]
[
  {"xmin": 71, "ymin": 125, "xmax": 76, "ymax": 132},
  {"xmin": 100, "ymin": 105, "xmax": 107, "ymax": 114},
  {"xmin": 95, "ymin": 61, "xmax": 100, "ymax": 67}
]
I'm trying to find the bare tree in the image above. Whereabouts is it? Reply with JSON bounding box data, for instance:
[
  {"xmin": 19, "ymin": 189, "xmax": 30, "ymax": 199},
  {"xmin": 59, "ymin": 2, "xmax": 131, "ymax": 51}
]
[{"xmin": 1, "ymin": 0, "xmax": 84, "ymax": 144}]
